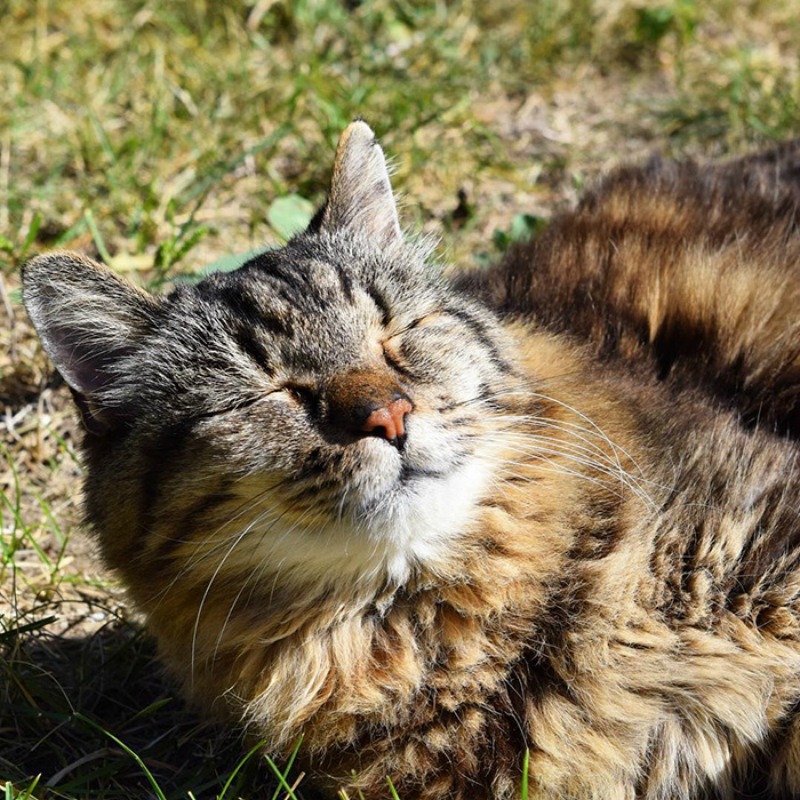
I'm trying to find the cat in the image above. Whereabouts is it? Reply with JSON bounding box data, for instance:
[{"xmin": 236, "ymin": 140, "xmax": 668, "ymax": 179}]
[{"xmin": 21, "ymin": 121, "xmax": 800, "ymax": 799}]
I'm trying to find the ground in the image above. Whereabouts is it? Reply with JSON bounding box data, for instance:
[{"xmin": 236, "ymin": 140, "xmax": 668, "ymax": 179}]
[{"xmin": 2, "ymin": 1, "xmax": 800, "ymax": 798}]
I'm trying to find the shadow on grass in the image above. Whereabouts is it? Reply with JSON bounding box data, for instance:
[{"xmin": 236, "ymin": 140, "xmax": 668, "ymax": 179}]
[{"xmin": 1, "ymin": 615, "xmax": 320, "ymax": 799}]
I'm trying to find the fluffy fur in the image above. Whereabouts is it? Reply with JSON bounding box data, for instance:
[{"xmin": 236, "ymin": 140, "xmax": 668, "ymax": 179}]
[{"xmin": 22, "ymin": 122, "xmax": 800, "ymax": 798}]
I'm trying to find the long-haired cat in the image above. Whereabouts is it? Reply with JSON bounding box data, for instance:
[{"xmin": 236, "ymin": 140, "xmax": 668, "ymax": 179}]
[{"xmin": 22, "ymin": 122, "xmax": 800, "ymax": 799}]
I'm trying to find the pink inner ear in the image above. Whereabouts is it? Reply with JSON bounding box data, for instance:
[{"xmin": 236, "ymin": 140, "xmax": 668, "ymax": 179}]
[
  {"xmin": 45, "ymin": 323, "xmax": 127, "ymax": 398},
  {"xmin": 22, "ymin": 251, "xmax": 160, "ymax": 435}
]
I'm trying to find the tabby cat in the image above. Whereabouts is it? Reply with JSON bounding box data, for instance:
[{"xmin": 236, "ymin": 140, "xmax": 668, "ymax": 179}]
[{"xmin": 22, "ymin": 122, "xmax": 800, "ymax": 799}]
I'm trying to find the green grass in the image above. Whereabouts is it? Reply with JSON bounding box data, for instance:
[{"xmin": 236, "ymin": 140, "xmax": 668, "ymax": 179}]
[{"xmin": 2, "ymin": 0, "xmax": 800, "ymax": 797}]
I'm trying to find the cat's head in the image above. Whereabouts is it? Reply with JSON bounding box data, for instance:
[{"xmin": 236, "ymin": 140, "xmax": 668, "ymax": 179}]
[{"xmin": 23, "ymin": 121, "xmax": 515, "ymax": 589}]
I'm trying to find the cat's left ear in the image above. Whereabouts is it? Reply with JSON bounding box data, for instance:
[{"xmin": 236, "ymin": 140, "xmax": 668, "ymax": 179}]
[{"xmin": 317, "ymin": 120, "xmax": 403, "ymax": 245}]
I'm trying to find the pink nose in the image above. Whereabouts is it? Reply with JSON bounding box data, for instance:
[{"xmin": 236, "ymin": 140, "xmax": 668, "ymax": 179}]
[{"xmin": 361, "ymin": 397, "xmax": 413, "ymax": 442}]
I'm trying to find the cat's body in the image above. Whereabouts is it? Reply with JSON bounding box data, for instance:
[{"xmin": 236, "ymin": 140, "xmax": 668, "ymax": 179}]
[{"xmin": 22, "ymin": 123, "xmax": 800, "ymax": 799}]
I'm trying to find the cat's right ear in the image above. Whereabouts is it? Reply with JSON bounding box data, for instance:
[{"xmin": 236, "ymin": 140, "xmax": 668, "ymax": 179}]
[{"xmin": 22, "ymin": 252, "xmax": 161, "ymax": 434}]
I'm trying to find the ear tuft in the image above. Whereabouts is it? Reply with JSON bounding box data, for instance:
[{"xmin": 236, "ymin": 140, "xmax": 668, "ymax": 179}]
[
  {"xmin": 320, "ymin": 120, "xmax": 402, "ymax": 245},
  {"xmin": 22, "ymin": 252, "xmax": 161, "ymax": 432}
]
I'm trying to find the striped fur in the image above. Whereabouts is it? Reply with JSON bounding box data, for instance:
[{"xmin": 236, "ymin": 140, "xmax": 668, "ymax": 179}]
[{"xmin": 22, "ymin": 123, "xmax": 800, "ymax": 798}]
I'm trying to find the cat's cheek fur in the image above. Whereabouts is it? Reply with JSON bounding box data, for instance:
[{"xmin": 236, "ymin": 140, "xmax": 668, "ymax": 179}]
[{"xmin": 210, "ymin": 405, "xmax": 310, "ymax": 476}]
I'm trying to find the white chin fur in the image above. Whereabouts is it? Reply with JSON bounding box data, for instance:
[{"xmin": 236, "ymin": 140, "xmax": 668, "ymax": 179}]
[{"xmin": 248, "ymin": 454, "xmax": 492, "ymax": 587}]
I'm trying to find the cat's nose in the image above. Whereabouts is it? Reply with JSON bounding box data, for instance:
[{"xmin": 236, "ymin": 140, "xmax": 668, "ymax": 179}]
[
  {"xmin": 361, "ymin": 397, "xmax": 413, "ymax": 443},
  {"xmin": 326, "ymin": 369, "xmax": 413, "ymax": 449}
]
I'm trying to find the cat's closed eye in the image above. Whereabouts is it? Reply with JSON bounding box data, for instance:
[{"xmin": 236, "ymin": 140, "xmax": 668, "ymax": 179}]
[{"xmin": 280, "ymin": 383, "xmax": 318, "ymax": 408}]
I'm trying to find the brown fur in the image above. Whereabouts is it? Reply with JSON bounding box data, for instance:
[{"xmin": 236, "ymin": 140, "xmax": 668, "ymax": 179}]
[
  {"xmin": 463, "ymin": 146, "xmax": 800, "ymax": 436},
  {"xmin": 21, "ymin": 126, "xmax": 800, "ymax": 798}
]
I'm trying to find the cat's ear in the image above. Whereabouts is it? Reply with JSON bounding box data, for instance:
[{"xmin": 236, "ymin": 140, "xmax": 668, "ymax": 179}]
[
  {"xmin": 22, "ymin": 252, "xmax": 161, "ymax": 434},
  {"xmin": 318, "ymin": 120, "xmax": 402, "ymax": 245}
]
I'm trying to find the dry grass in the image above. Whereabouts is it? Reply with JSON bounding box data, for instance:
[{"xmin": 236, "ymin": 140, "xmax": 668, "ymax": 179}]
[{"xmin": 2, "ymin": 1, "xmax": 800, "ymax": 797}]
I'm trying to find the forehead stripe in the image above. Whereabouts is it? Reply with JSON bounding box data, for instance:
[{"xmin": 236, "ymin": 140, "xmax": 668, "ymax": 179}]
[{"xmin": 233, "ymin": 326, "xmax": 275, "ymax": 376}]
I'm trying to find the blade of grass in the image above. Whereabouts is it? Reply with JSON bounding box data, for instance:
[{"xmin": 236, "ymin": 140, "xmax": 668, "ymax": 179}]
[
  {"xmin": 268, "ymin": 735, "xmax": 304, "ymax": 800},
  {"xmin": 83, "ymin": 210, "xmax": 113, "ymax": 265},
  {"xmin": 521, "ymin": 748, "xmax": 530, "ymax": 800},
  {"xmin": 73, "ymin": 712, "xmax": 168, "ymax": 800},
  {"xmin": 218, "ymin": 739, "xmax": 265, "ymax": 799},
  {"xmin": 385, "ymin": 777, "xmax": 401, "ymax": 800}
]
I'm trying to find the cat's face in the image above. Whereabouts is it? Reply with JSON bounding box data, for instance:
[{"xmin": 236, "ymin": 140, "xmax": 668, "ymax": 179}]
[{"xmin": 23, "ymin": 122, "xmax": 514, "ymax": 586}]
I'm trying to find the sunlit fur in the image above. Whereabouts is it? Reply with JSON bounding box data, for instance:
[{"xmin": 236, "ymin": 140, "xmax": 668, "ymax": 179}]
[{"xmin": 22, "ymin": 124, "xmax": 800, "ymax": 798}]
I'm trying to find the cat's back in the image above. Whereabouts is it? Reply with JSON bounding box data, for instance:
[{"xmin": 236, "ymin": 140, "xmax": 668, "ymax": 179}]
[{"xmin": 462, "ymin": 139, "xmax": 800, "ymax": 437}]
